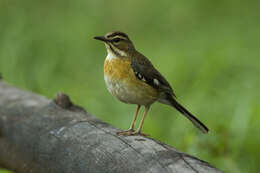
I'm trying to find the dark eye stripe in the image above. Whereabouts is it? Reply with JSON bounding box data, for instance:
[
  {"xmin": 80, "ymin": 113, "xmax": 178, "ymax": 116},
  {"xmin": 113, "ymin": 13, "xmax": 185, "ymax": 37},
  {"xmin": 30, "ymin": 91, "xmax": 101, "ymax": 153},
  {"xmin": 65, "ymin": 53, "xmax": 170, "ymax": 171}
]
[{"xmin": 112, "ymin": 38, "xmax": 121, "ymax": 43}]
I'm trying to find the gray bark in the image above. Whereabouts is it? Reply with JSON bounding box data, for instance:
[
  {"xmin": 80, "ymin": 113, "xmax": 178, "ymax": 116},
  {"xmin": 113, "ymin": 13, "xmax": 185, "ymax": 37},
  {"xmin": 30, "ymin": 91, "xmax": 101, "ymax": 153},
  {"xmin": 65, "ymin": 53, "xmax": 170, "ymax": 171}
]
[{"xmin": 0, "ymin": 81, "xmax": 223, "ymax": 173}]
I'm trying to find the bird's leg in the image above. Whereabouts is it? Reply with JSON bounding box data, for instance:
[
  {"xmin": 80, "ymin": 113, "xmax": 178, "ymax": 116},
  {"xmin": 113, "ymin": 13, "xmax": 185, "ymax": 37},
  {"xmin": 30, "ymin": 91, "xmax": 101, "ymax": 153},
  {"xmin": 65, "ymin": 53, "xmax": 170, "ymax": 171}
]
[
  {"xmin": 132, "ymin": 105, "xmax": 150, "ymax": 136},
  {"xmin": 129, "ymin": 105, "xmax": 141, "ymax": 130},
  {"xmin": 117, "ymin": 105, "xmax": 141, "ymax": 135}
]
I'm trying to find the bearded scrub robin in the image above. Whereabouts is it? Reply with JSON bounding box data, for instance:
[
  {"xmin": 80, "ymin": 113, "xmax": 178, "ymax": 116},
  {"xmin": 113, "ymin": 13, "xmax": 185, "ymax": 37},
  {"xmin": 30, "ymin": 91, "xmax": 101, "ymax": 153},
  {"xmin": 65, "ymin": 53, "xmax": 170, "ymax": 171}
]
[{"xmin": 94, "ymin": 31, "xmax": 209, "ymax": 136}]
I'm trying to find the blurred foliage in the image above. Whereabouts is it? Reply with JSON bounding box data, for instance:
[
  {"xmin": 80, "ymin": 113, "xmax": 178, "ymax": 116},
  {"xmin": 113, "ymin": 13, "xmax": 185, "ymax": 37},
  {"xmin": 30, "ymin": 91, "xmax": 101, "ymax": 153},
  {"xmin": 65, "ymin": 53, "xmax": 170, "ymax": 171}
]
[
  {"xmin": 0, "ymin": 169, "xmax": 11, "ymax": 173},
  {"xmin": 0, "ymin": 0, "xmax": 259, "ymax": 172}
]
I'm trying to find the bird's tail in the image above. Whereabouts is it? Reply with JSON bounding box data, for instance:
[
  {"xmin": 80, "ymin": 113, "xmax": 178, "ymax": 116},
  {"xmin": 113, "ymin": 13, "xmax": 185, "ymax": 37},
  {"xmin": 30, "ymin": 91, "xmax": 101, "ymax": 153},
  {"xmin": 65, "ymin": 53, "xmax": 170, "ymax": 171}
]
[{"xmin": 159, "ymin": 95, "xmax": 209, "ymax": 133}]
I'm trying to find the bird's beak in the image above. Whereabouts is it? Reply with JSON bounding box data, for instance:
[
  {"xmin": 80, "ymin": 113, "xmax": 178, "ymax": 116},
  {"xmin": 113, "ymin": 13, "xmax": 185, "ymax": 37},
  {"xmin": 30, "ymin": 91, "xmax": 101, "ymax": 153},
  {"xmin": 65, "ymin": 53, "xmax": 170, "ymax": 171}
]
[{"xmin": 94, "ymin": 36, "xmax": 107, "ymax": 42}]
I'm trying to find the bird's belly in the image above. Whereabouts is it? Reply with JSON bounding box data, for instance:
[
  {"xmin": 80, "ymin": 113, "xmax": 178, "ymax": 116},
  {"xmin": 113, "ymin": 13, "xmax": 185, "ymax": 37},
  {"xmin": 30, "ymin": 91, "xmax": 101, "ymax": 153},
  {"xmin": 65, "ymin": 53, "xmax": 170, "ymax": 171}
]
[{"xmin": 104, "ymin": 75, "xmax": 158, "ymax": 105}]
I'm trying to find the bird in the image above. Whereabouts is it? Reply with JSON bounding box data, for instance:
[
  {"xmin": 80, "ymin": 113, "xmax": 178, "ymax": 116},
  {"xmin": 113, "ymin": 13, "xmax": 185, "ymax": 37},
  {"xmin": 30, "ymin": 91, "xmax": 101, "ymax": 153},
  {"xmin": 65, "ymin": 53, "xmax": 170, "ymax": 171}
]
[{"xmin": 94, "ymin": 31, "xmax": 209, "ymax": 136}]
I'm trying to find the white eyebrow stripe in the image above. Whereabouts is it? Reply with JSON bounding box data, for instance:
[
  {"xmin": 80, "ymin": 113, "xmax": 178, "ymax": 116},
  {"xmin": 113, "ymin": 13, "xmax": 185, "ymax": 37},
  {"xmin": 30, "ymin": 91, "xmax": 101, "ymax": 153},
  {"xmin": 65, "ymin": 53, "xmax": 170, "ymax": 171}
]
[{"xmin": 113, "ymin": 35, "xmax": 127, "ymax": 40}]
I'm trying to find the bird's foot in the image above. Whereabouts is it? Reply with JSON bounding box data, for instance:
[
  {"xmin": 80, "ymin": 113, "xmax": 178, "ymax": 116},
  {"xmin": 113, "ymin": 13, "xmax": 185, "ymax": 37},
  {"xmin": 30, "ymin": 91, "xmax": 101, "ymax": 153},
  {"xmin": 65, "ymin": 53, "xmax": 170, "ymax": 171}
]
[
  {"xmin": 132, "ymin": 131, "xmax": 149, "ymax": 137},
  {"xmin": 116, "ymin": 129, "xmax": 134, "ymax": 136},
  {"xmin": 116, "ymin": 129, "xmax": 149, "ymax": 136}
]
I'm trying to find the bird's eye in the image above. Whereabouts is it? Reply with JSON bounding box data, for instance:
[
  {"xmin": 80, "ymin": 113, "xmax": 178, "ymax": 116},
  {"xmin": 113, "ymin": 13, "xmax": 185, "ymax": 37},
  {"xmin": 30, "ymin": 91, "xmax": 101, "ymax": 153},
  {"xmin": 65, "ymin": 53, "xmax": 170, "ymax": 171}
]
[{"xmin": 113, "ymin": 38, "xmax": 121, "ymax": 43}]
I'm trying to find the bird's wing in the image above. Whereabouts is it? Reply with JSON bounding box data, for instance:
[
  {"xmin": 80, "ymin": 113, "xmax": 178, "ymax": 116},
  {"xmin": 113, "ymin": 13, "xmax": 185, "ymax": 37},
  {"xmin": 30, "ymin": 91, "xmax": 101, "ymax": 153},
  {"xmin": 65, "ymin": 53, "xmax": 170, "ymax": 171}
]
[{"xmin": 130, "ymin": 52, "xmax": 176, "ymax": 97}]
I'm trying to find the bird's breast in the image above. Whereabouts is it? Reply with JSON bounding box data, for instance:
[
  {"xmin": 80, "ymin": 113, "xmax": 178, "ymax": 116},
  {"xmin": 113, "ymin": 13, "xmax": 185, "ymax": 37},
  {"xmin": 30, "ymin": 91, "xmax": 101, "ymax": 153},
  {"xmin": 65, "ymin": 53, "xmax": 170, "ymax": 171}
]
[{"xmin": 104, "ymin": 57, "xmax": 159, "ymax": 105}]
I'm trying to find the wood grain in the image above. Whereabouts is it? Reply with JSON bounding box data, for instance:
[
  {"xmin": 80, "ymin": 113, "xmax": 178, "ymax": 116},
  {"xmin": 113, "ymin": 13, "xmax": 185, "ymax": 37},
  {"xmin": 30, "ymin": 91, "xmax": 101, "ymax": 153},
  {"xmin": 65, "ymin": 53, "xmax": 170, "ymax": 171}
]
[{"xmin": 0, "ymin": 81, "xmax": 223, "ymax": 173}]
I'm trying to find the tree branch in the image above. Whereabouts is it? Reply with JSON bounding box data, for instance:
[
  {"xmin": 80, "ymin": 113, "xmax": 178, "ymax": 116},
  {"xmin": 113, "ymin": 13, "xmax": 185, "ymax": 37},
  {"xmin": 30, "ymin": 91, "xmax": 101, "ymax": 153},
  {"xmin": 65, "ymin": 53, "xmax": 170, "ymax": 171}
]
[{"xmin": 0, "ymin": 81, "xmax": 223, "ymax": 173}]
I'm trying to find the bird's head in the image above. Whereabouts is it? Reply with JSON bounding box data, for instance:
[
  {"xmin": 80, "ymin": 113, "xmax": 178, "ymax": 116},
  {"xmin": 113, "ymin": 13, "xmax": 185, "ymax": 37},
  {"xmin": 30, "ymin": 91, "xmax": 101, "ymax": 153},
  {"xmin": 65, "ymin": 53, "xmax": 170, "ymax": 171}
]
[{"xmin": 94, "ymin": 31, "xmax": 135, "ymax": 57}]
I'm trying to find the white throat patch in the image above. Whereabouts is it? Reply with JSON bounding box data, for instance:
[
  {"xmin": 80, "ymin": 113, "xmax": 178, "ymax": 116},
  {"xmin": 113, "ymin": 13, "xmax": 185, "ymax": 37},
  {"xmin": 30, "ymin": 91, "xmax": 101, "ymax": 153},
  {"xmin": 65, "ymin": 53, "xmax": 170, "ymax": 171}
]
[{"xmin": 106, "ymin": 49, "xmax": 117, "ymax": 60}]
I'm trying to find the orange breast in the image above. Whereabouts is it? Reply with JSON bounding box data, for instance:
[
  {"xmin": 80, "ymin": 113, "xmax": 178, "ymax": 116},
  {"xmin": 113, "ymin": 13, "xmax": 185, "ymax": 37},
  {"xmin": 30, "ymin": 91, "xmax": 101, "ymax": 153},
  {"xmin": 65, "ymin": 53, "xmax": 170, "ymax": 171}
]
[
  {"xmin": 104, "ymin": 57, "xmax": 132, "ymax": 80},
  {"xmin": 104, "ymin": 57, "xmax": 159, "ymax": 105}
]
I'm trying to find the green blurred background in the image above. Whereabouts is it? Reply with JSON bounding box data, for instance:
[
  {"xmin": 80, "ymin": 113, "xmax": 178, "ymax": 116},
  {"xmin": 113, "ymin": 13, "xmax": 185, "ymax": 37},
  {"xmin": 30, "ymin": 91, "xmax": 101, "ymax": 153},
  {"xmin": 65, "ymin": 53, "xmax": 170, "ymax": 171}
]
[{"xmin": 0, "ymin": 0, "xmax": 259, "ymax": 172}]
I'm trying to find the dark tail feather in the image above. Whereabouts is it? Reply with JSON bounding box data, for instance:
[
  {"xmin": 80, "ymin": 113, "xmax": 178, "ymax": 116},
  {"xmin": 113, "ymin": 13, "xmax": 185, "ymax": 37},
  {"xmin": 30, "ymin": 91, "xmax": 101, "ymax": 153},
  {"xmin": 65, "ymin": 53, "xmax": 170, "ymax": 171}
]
[{"xmin": 167, "ymin": 97, "xmax": 209, "ymax": 133}]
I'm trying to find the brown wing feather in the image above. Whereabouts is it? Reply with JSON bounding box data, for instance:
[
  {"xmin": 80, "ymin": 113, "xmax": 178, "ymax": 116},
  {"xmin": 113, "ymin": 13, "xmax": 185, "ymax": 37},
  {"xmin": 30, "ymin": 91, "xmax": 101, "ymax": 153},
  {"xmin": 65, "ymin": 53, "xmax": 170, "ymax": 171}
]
[{"xmin": 130, "ymin": 51, "xmax": 176, "ymax": 97}]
